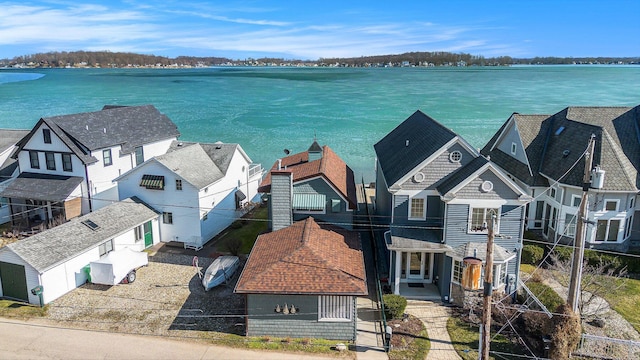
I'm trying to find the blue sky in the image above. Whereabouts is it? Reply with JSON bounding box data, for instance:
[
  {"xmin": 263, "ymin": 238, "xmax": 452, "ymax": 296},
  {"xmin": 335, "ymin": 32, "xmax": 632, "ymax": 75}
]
[{"xmin": 1, "ymin": 0, "xmax": 638, "ymax": 60}]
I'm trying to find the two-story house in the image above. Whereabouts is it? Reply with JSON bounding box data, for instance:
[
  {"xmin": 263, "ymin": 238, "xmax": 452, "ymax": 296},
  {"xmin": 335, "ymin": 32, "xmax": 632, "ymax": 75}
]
[
  {"xmin": 375, "ymin": 111, "xmax": 530, "ymax": 305},
  {"xmin": 115, "ymin": 141, "xmax": 262, "ymax": 249},
  {"xmin": 482, "ymin": 106, "xmax": 640, "ymax": 253},
  {"xmin": 259, "ymin": 140, "xmax": 357, "ymax": 231},
  {"xmin": 0, "ymin": 105, "xmax": 180, "ymax": 229}
]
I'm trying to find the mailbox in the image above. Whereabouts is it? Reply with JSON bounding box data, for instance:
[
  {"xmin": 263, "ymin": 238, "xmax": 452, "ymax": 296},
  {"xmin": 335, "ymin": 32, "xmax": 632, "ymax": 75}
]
[{"xmin": 31, "ymin": 285, "xmax": 43, "ymax": 296}]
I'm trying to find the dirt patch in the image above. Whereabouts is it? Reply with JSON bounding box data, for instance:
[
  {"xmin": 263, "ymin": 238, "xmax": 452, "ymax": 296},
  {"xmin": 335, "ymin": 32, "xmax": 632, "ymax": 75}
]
[
  {"xmin": 388, "ymin": 316, "xmax": 426, "ymax": 349},
  {"xmin": 45, "ymin": 251, "xmax": 245, "ymax": 337}
]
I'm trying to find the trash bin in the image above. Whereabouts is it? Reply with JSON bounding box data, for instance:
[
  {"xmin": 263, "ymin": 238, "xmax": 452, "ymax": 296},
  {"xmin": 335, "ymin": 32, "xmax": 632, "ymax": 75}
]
[{"xmin": 82, "ymin": 265, "xmax": 92, "ymax": 283}]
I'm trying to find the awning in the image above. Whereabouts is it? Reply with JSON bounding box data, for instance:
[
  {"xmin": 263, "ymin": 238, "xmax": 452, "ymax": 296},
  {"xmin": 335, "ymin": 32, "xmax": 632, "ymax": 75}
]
[
  {"xmin": 235, "ymin": 189, "xmax": 246, "ymax": 201},
  {"xmin": 139, "ymin": 175, "xmax": 164, "ymax": 190},
  {"xmin": 293, "ymin": 193, "xmax": 326, "ymax": 211},
  {"xmin": 0, "ymin": 172, "xmax": 83, "ymax": 202}
]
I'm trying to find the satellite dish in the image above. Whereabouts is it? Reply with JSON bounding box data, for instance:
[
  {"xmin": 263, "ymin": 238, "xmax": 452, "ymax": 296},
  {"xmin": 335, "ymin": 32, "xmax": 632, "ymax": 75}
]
[{"xmin": 284, "ymin": 149, "xmax": 290, "ymax": 155}]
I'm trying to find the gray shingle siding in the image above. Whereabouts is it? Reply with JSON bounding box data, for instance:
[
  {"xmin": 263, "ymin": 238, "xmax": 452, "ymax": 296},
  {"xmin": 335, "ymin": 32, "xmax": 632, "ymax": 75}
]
[
  {"xmin": 270, "ymin": 173, "xmax": 293, "ymax": 231},
  {"xmin": 454, "ymin": 171, "xmax": 518, "ymax": 200},
  {"xmin": 246, "ymin": 294, "xmax": 357, "ymax": 340},
  {"xmin": 399, "ymin": 143, "xmax": 474, "ymax": 190}
]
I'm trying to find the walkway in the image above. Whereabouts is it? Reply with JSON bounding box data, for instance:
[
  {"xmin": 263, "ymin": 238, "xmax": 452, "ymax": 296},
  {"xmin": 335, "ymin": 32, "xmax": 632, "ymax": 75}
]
[
  {"xmin": 405, "ymin": 300, "xmax": 462, "ymax": 360},
  {"xmin": 355, "ymin": 297, "xmax": 388, "ymax": 360}
]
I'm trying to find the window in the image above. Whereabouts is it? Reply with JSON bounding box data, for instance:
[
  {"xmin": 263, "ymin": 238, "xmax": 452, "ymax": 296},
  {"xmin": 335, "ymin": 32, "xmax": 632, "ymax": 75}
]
[
  {"xmin": 135, "ymin": 146, "xmax": 144, "ymax": 166},
  {"xmin": 43, "ymin": 128, "xmax": 51, "ymax": 144},
  {"xmin": 511, "ymin": 142, "xmax": 517, "ymax": 155},
  {"xmin": 550, "ymin": 208, "xmax": 558, "ymax": 230},
  {"xmin": 331, "ymin": 199, "xmax": 341, "ymax": 213},
  {"xmin": 595, "ymin": 219, "xmax": 620, "ymax": 242},
  {"xmin": 469, "ymin": 208, "xmax": 499, "ymax": 233},
  {"xmin": 103, "ymin": 149, "xmax": 112, "ymax": 166},
  {"xmin": 630, "ymin": 197, "xmax": 635, "ymax": 210},
  {"xmin": 134, "ymin": 225, "xmax": 143, "ymax": 242},
  {"xmin": 62, "ymin": 153, "xmax": 72, "ymax": 172},
  {"xmin": 98, "ymin": 240, "xmax": 114, "ymax": 257},
  {"xmin": 624, "ymin": 216, "xmax": 633, "ymax": 239},
  {"xmin": 572, "ymin": 195, "xmax": 581, "ymax": 207},
  {"xmin": 452, "ymin": 260, "xmax": 463, "ymax": 283},
  {"xmin": 449, "ymin": 150, "xmax": 462, "ymax": 163},
  {"xmin": 408, "ymin": 197, "xmax": 425, "ymax": 220},
  {"xmin": 201, "ymin": 212, "xmax": 208, "ymax": 221},
  {"xmin": 175, "ymin": 179, "xmax": 182, "ymax": 191},
  {"xmin": 534, "ymin": 200, "xmax": 544, "ymax": 228},
  {"xmin": 0, "ymin": 197, "xmax": 7, "ymax": 208},
  {"xmin": 549, "ymin": 188, "xmax": 556, "ymax": 200},
  {"xmin": 29, "ymin": 150, "xmax": 40, "ymax": 169},
  {"xmin": 564, "ymin": 213, "xmax": 577, "ymax": 237},
  {"xmin": 163, "ymin": 212, "xmax": 173, "ymax": 224},
  {"xmin": 605, "ymin": 200, "xmax": 618, "ymax": 212},
  {"xmin": 45, "ymin": 152, "xmax": 56, "ymax": 170},
  {"xmin": 318, "ymin": 296, "xmax": 353, "ymax": 321}
]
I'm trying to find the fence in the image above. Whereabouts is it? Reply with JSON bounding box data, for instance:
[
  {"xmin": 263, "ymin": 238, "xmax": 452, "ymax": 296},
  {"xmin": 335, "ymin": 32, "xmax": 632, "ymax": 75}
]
[{"xmin": 574, "ymin": 334, "xmax": 640, "ymax": 359}]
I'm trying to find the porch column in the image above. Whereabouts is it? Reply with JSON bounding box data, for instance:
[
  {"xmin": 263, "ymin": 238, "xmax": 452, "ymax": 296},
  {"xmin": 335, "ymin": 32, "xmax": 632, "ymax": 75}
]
[
  {"xmin": 46, "ymin": 201, "xmax": 53, "ymax": 222},
  {"xmin": 394, "ymin": 250, "xmax": 402, "ymax": 294}
]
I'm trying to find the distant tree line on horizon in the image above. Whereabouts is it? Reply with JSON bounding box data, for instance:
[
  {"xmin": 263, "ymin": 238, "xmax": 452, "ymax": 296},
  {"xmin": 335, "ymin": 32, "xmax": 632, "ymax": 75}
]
[{"xmin": 2, "ymin": 50, "xmax": 638, "ymax": 68}]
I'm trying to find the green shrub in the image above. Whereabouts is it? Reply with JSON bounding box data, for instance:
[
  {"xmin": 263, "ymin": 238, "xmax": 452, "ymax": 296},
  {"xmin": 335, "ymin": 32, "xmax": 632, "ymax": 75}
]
[
  {"xmin": 526, "ymin": 281, "xmax": 565, "ymax": 311},
  {"xmin": 383, "ymin": 294, "xmax": 407, "ymax": 320},
  {"xmin": 521, "ymin": 244, "xmax": 544, "ymax": 265},
  {"xmin": 552, "ymin": 246, "xmax": 573, "ymax": 262}
]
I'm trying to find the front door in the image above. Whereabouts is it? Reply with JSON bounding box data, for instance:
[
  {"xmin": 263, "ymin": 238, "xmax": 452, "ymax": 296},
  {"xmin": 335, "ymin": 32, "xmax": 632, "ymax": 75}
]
[
  {"xmin": 405, "ymin": 252, "xmax": 433, "ymax": 282},
  {"xmin": 143, "ymin": 221, "xmax": 153, "ymax": 248}
]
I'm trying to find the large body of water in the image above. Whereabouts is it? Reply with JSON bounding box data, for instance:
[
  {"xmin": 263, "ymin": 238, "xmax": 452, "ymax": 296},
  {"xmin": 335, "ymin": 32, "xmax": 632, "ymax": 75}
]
[{"xmin": 1, "ymin": 66, "xmax": 639, "ymax": 182}]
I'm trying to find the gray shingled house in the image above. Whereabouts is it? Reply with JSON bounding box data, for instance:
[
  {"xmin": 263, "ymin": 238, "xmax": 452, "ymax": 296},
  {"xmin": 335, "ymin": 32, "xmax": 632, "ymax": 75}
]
[
  {"xmin": 482, "ymin": 105, "xmax": 640, "ymax": 252},
  {"xmin": 0, "ymin": 197, "xmax": 159, "ymax": 304},
  {"xmin": 374, "ymin": 110, "xmax": 530, "ymax": 305},
  {"xmin": 0, "ymin": 105, "xmax": 179, "ymax": 230}
]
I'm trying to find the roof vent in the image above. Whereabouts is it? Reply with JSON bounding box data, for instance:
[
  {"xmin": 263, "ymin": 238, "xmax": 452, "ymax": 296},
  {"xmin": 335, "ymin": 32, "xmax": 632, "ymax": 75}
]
[
  {"xmin": 405, "ymin": 140, "xmax": 410, "ymax": 147},
  {"xmin": 177, "ymin": 142, "xmax": 183, "ymax": 147},
  {"xmin": 103, "ymin": 128, "xmax": 106, "ymax": 134},
  {"xmin": 562, "ymin": 149, "xmax": 570, "ymax": 157},
  {"xmin": 85, "ymin": 125, "xmax": 89, "ymax": 131},
  {"xmin": 555, "ymin": 126, "xmax": 565, "ymax": 135}
]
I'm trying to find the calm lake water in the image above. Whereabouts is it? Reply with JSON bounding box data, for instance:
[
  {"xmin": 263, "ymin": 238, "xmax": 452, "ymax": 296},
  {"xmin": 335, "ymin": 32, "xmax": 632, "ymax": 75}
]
[{"xmin": 1, "ymin": 66, "xmax": 639, "ymax": 182}]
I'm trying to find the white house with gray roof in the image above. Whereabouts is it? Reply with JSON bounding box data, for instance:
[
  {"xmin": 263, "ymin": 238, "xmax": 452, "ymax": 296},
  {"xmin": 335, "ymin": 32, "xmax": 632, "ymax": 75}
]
[
  {"xmin": 0, "ymin": 197, "xmax": 159, "ymax": 305},
  {"xmin": 115, "ymin": 141, "xmax": 262, "ymax": 250},
  {"xmin": 0, "ymin": 105, "xmax": 179, "ymax": 230},
  {"xmin": 482, "ymin": 106, "xmax": 640, "ymax": 252},
  {"xmin": 374, "ymin": 111, "xmax": 530, "ymax": 306}
]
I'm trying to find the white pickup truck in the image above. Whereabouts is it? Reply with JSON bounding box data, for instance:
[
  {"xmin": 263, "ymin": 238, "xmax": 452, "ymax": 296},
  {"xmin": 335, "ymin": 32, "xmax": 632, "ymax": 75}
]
[{"xmin": 89, "ymin": 248, "xmax": 148, "ymax": 285}]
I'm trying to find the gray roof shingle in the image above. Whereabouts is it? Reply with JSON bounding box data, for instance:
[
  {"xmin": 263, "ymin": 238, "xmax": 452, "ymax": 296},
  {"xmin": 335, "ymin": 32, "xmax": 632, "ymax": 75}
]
[
  {"xmin": 436, "ymin": 156, "xmax": 489, "ymax": 195},
  {"xmin": 0, "ymin": 172, "xmax": 84, "ymax": 201},
  {"xmin": 374, "ymin": 110, "xmax": 457, "ymax": 186},
  {"xmin": 5, "ymin": 197, "xmax": 158, "ymax": 272}
]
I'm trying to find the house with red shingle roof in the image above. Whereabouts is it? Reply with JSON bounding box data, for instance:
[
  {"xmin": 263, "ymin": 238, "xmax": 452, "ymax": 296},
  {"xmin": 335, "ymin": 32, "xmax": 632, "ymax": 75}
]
[
  {"xmin": 259, "ymin": 140, "xmax": 357, "ymax": 230},
  {"xmin": 234, "ymin": 216, "xmax": 367, "ymax": 340}
]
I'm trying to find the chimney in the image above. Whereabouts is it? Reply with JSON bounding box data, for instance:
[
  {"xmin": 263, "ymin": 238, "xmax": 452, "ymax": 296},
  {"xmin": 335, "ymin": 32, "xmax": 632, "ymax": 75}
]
[{"xmin": 270, "ymin": 171, "xmax": 293, "ymax": 231}]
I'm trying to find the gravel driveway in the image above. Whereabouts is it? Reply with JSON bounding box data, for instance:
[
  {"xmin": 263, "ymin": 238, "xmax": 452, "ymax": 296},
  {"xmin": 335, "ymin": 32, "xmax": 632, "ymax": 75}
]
[{"xmin": 45, "ymin": 250, "xmax": 246, "ymax": 337}]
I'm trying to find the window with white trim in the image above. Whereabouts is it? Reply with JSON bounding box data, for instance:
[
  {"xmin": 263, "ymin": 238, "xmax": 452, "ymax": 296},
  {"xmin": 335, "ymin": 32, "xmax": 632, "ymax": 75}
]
[
  {"xmin": 103, "ymin": 149, "xmax": 112, "ymax": 166},
  {"xmin": 630, "ymin": 197, "xmax": 635, "ymax": 210},
  {"xmin": 449, "ymin": 151, "xmax": 462, "ymax": 163},
  {"xmin": 564, "ymin": 213, "xmax": 576, "ymax": 237},
  {"xmin": 452, "ymin": 260, "xmax": 463, "ymax": 283},
  {"xmin": 99, "ymin": 239, "xmax": 114, "ymax": 257},
  {"xmin": 624, "ymin": 216, "xmax": 633, "ymax": 239},
  {"xmin": 595, "ymin": 219, "xmax": 620, "ymax": 242},
  {"xmin": 318, "ymin": 296, "xmax": 353, "ymax": 321},
  {"xmin": 571, "ymin": 195, "xmax": 581, "ymax": 207},
  {"xmin": 469, "ymin": 208, "xmax": 499, "ymax": 233},
  {"xmin": 163, "ymin": 212, "xmax": 173, "ymax": 224},
  {"xmin": 134, "ymin": 225, "xmax": 143, "ymax": 242},
  {"xmin": 605, "ymin": 200, "xmax": 618, "ymax": 212},
  {"xmin": 408, "ymin": 197, "xmax": 426, "ymax": 220}
]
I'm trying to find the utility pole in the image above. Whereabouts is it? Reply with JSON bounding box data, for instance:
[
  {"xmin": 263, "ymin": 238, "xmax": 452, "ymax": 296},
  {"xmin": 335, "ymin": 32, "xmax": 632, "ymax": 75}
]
[
  {"xmin": 567, "ymin": 134, "xmax": 596, "ymax": 313},
  {"xmin": 480, "ymin": 213, "xmax": 496, "ymax": 360}
]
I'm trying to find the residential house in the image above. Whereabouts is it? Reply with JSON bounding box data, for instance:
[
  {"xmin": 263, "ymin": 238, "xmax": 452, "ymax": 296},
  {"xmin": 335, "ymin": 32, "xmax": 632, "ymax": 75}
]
[
  {"xmin": 0, "ymin": 197, "xmax": 159, "ymax": 305},
  {"xmin": 234, "ymin": 216, "xmax": 367, "ymax": 340},
  {"xmin": 0, "ymin": 105, "xmax": 179, "ymax": 229},
  {"xmin": 374, "ymin": 110, "xmax": 530, "ymax": 305},
  {"xmin": 0, "ymin": 129, "xmax": 30, "ymax": 224},
  {"xmin": 115, "ymin": 141, "xmax": 262, "ymax": 249},
  {"xmin": 259, "ymin": 141, "xmax": 357, "ymax": 231},
  {"xmin": 482, "ymin": 106, "xmax": 640, "ymax": 252}
]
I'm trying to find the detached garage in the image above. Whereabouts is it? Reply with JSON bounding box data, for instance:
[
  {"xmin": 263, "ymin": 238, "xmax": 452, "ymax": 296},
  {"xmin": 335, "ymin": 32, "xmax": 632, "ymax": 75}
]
[{"xmin": 0, "ymin": 197, "xmax": 159, "ymax": 305}]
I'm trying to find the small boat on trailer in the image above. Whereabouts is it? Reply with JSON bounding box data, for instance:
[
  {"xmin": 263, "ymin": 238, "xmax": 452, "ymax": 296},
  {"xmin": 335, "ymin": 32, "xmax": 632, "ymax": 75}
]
[{"xmin": 202, "ymin": 255, "xmax": 240, "ymax": 291}]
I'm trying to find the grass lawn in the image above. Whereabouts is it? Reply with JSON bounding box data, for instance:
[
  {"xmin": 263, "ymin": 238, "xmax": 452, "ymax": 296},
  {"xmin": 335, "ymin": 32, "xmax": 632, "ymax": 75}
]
[
  {"xmin": 0, "ymin": 300, "xmax": 48, "ymax": 318},
  {"xmin": 199, "ymin": 333, "xmax": 353, "ymax": 357},
  {"xmin": 213, "ymin": 205, "xmax": 268, "ymax": 254},
  {"xmin": 447, "ymin": 317, "xmax": 528, "ymax": 360},
  {"xmin": 593, "ymin": 276, "xmax": 640, "ymax": 333}
]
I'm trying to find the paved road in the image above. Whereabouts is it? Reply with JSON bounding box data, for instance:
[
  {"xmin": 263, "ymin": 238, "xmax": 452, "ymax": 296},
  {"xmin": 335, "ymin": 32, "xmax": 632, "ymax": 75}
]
[{"xmin": 0, "ymin": 318, "xmax": 335, "ymax": 360}]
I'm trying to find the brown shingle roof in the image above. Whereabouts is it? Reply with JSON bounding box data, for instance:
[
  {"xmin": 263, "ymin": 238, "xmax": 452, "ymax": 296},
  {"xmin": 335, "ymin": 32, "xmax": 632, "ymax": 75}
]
[
  {"xmin": 258, "ymin": 145, "xmax": 357, "ymax": 209},
  {"xmin": 234, "ymin": 217, "xmax": 367, "ymax": 295}
]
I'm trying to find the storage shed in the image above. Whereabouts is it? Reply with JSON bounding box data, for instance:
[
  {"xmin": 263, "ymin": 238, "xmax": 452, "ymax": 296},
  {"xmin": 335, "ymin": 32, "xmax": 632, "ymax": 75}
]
[{"xmin": 0, "ymin": 197, "xmax": 159, "ymax": 305}]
